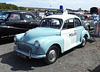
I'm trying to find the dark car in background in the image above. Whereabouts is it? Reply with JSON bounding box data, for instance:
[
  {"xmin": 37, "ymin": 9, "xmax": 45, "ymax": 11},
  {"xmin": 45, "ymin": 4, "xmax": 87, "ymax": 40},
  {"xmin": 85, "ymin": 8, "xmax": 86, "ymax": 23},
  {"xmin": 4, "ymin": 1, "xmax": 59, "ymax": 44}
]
[
  {"xmin": 31, "ymin": 11, "xmax": 42, "ymax": 20},
  {"xmin": 77, "ymin": 14, "xmax": 94, "ymax": 30},
  {"xmin": 45, "ymin": 10, "xmax": 56, "ymax": 16},
  {"xmin": 0, "ymin": 11, "xmax": 40, "ymax": 38}
]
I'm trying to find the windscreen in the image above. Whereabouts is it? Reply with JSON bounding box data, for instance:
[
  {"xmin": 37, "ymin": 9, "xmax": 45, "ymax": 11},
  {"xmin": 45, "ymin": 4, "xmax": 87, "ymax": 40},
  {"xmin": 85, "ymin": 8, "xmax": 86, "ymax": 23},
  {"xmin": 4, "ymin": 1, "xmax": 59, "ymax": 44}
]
[
  {"xmin": 40, "ymin": 18, "xmax": 63, "ymax": 29},
  {"xmin": 0, "ymin": 12, "xmax": 9, "ymax": 20}
]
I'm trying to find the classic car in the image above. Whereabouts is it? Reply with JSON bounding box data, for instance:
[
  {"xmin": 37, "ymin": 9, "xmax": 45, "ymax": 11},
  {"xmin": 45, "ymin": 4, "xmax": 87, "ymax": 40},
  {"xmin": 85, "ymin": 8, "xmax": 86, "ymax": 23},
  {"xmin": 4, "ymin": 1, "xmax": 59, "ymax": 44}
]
[
  {"xmin": 14, "ymin": 13, "xmax": 90, "ymax": 64},
  {"xmin": 0, "ymin": 11, "xmax": 40, "ymax": 38},
  {"xmin": 77, "ymin": 14, "xmax": 94, "ymax": 30}
]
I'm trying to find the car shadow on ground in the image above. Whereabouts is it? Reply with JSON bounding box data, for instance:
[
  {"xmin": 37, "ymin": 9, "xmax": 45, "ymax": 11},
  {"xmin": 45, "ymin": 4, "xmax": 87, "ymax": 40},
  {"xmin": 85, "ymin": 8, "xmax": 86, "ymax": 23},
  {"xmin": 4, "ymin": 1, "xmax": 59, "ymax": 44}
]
[
  {"xmin": 0, "ymin": 51, "xmax": 47, "ymax": 71},
  {"xmin": 87, "ymin": 39, "xmax": 96, "ymax": 43},
  {"xmin": 60, "ymin": 46, "xmax": 76, "ymax": 58},
  {"xmin": 87, "ymin": 65, "xmax": 100, "ymax": 72},
  {"xmin": 0, "ymin": 36, "xmax": 14, "ymax": 45}
]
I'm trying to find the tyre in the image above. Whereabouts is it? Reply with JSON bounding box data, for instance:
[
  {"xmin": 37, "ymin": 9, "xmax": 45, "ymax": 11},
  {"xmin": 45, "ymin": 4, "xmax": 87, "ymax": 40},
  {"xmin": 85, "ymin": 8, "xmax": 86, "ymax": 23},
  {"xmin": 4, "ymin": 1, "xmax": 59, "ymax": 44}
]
[
  {"xmin": 88, "ymin": 25, "xmax": 90, "ymax": 31},
  {"xmin": 44, "ymin": 46, "xmax": 59, "ymax": 64},
  {"xmin": 85, "ymin": 25, "xmax": 90, "ymax": 31},
  {"xmin": 80, "ymin": 36, "xmax": 87, "ymax": 47}
]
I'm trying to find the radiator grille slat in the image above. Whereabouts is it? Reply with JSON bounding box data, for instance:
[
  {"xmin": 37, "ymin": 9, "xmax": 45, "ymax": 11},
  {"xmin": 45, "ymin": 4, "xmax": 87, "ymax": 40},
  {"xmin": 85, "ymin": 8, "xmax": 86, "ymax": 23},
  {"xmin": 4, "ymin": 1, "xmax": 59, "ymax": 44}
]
[{"xmin": 18, "ymin": 43, "xmax": 32, "ymax": 53}]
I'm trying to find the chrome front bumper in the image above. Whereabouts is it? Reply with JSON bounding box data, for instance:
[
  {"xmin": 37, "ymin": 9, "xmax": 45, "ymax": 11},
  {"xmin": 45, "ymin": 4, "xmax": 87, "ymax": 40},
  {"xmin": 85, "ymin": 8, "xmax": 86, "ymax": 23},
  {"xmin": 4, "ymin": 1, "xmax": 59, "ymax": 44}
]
[{"xmin": 14, "ymin": 46, "xmax": 46, "ymax": 59}]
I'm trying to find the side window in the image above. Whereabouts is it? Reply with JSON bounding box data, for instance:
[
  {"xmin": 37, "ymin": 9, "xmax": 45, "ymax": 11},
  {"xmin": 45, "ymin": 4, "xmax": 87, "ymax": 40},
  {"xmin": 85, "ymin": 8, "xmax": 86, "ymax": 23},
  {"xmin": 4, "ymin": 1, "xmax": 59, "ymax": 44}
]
[
  {"xmin": 88, "ymin": 16, "xmax": 94, "ymax": 20},
  {"xmin": 9, "ymin": 14, "xmax": 20, "ymax": 21},
  {"xmin": 74, "ymin": 18, "xmax": 81, "ymax": 27},
  {"xmin": 67, "ymin": 19, "xmax": 74, "ymax": 29},
  {"xmin": 63, "ymin": 19, "xmax": 74, "ymax": 29},
  {"xmin": 23, "ymin": 14, "xmax": 34, "ymax": 20}
]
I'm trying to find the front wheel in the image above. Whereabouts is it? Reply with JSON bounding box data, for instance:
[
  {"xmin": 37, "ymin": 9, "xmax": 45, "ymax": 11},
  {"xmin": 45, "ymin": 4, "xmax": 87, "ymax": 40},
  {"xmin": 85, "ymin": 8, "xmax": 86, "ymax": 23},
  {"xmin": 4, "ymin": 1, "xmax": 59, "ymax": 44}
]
[
  {"xmin": 44, "ymin": 46, "xmax": 59, "ymax": 64},
  {"xmin": 80, "ymin": 36, "xmax": 87, "ymax": 47}
]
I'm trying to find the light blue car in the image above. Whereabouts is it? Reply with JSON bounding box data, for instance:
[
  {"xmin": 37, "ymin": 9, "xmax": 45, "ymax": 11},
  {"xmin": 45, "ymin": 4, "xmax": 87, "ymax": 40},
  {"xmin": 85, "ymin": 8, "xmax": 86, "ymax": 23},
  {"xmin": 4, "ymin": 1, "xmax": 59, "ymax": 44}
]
[{"xmin": 14, "ymin": 13, "xmax": 90, "ymax": 64}]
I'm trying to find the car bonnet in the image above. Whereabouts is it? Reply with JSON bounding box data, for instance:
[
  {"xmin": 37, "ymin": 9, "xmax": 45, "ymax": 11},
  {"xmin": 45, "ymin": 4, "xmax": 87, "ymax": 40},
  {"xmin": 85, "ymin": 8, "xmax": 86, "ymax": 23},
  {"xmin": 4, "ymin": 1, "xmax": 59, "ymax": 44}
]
[{"xmin": 23, "ymin": 27, "xmax": 60, "ymax": 42}]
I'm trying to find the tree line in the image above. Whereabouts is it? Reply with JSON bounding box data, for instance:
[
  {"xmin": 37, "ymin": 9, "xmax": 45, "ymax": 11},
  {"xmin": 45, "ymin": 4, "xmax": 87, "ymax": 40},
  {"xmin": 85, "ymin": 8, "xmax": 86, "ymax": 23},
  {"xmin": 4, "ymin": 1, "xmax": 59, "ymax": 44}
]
[
  {"xmin": 0, "ymin": 3, "xmax": 57, "ymax": 12},
  {"xmin": 0, "ymin": 3, "xmax": 35, "ymax": 11}
]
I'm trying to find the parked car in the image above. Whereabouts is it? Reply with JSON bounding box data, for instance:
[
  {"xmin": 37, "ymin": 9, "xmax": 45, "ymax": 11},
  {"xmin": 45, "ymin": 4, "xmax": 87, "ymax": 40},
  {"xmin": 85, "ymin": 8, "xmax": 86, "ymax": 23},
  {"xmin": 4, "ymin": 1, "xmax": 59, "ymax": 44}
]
[
  {"xmin": 56, "ymin": 9, "xmax": 67, "ymax": 14},
  {"xmin": 31, "ymin": 11, "xmax": 42, "ymax": 20},
  {"xmin": 45, "ymin": 10, "xmax": 56, "ymax": 16},
  {"xmin": 77, "ymin": 14, "xmax": 94, "ymax": 30},
  {"xmin": 0, "ymin": 11, "xmax": 40, "ymax": 38},
  {"xmin": 14, "ymin": 13, "xmax": 90, "ymax": 64}
]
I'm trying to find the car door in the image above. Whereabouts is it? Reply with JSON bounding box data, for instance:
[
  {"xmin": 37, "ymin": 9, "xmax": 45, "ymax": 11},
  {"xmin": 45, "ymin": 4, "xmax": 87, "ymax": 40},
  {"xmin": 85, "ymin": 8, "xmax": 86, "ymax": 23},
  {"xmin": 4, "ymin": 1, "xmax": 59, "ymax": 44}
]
[
  {"xmin": 74, "ymin": 18, "xmax": 83, "ymax": 45},
  {"xmin": 61, "ymin": 18, "xmax": 77, "ymax": 51},
  {"xmin": 6, "ymin": 13, "xmax": 26, "ymax": 35},
  {"xmin": 22, "ymin": 13, "xmax": 39, "ymax": 28},
  {"xmin": 88, "ymin": 16, "xmax": 94, "ymax": 29}
]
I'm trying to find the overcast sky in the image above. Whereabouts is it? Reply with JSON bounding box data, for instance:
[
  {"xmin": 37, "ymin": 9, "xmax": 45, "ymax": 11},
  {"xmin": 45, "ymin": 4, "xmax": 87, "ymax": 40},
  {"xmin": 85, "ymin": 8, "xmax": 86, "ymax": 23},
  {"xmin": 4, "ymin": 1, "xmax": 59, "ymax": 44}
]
[{"xmin": 0, "ymin": 0, "xmax": 100, "ymax": 10}]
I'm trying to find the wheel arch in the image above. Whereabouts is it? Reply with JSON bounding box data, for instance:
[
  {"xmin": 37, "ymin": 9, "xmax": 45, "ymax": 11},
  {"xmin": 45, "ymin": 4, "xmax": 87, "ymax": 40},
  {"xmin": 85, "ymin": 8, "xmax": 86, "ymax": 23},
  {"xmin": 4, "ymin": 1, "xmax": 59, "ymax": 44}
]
[
  {"xmin": 38, "ymin": 36, "xmax": 64, "ymax": 55},
  {"xmin": 80, "ymin": 30, "xmax": 90, "ymax": 42},
  {"xmin": 49, "ymin": 44, "xmax": 62, "ymax": 57},
  {"xmin": 84, "ymin": 34, "xmax": 88, "ymax": 40}
]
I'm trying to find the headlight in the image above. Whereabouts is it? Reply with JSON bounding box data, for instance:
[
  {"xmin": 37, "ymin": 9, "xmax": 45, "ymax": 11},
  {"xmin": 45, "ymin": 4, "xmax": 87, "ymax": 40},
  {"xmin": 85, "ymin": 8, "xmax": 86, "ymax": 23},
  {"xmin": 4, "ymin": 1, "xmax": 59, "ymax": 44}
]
[
  {"xmin": 14, "ymin": 36, "xmax": 17, "ymax": 44},
  {"xmin": 14, "ymin": 36, "xmax": 17, "ymax": 41},
  {"xmin": 34, "ymin": 40, "xmax": 40, "ymax": 48},
  {"xmin": 34, "ymin": 40, "xmax": 40, "ymax": 52}
]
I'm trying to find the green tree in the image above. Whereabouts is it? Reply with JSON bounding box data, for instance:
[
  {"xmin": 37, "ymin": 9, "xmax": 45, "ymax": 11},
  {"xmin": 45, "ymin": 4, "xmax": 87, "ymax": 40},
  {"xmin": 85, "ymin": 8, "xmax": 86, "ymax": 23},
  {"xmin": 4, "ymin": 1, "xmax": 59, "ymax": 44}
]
[
  {"xmin": 19, "ymin": 7, "xmax": 26, "ymax": 10},
  {"xmin": 28, "ymin": 8, "xmax": 34, "ymax": 11}
]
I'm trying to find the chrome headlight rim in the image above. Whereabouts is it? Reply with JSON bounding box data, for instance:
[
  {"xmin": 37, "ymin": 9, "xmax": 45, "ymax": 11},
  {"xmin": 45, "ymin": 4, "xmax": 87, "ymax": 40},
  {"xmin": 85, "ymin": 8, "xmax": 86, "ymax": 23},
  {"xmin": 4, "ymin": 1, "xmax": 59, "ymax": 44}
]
[
  {"xmin": 14, "ymin": 36, "xmax": 17, "ymax": 42},
  {"xmin": 14, "ymin": 36, "xmax": 17, "ymax": 44},
  {"xmin": 34, "ymin": 40, "xmax": 40, "ymax": 48}
]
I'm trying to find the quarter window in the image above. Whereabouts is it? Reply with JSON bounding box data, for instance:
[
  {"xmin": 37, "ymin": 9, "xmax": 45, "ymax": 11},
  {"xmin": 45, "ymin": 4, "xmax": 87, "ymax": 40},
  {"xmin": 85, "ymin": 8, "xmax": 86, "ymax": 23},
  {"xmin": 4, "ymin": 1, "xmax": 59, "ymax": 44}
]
[{"xmin": 23, "ymin": 14, "xmax": 34, "ymax": 20}]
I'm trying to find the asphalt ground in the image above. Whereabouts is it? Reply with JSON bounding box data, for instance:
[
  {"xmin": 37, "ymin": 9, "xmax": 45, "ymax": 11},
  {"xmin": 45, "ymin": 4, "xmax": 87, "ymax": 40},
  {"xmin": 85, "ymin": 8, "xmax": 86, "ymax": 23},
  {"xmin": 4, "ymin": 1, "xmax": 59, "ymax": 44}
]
[{"xmin": 0, "ymin": 36, "xmax": 100, "ymax": 72}]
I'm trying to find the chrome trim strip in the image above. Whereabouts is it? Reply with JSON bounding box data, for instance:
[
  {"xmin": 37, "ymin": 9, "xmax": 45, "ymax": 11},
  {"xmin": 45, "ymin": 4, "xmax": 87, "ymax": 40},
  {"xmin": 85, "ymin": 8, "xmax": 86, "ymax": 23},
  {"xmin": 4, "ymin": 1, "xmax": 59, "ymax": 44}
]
[{"xmin": 0, "ymin": 26, "xmax": 28, "ymax": 30}]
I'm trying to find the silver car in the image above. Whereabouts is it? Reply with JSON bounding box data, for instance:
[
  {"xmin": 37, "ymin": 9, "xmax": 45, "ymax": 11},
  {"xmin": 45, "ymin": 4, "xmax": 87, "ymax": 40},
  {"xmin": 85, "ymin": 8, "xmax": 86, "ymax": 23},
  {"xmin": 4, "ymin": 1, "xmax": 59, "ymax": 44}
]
[{"xmin": 77, "ymin": 14, "xmax": 95, "ymax": 30}]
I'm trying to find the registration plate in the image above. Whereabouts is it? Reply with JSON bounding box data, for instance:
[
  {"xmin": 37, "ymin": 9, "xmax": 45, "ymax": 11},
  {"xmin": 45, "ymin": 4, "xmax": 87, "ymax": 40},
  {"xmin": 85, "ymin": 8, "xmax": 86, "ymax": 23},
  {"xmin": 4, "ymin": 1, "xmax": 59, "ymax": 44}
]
[{"xmin": 17, "ymin": 53, "xmax": 27, "ymax": 59}]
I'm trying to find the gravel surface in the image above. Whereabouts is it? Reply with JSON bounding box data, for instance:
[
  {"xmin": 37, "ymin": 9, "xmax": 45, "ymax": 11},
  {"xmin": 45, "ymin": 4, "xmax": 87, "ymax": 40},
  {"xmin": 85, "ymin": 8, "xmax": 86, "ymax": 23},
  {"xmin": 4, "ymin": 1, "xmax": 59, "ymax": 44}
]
[{"xmin": 0, "ymin": 37, "xmax": 100, "ymax": 72}]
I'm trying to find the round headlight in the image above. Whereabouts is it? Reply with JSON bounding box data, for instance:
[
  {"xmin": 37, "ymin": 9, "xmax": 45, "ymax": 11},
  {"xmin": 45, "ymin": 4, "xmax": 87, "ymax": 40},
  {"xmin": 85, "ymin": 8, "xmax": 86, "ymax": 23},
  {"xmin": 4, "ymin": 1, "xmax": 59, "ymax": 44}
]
[
  {"xmin": 14, "ymin": 36, "xmax": 17, "ymax": 45},
  {"xmin": 34, "ymin": 40, "xmax": 40, "ymax": 48},
  {"xmin": 14, "ymin": 36, "xmax": 17, "ymax": 42}
]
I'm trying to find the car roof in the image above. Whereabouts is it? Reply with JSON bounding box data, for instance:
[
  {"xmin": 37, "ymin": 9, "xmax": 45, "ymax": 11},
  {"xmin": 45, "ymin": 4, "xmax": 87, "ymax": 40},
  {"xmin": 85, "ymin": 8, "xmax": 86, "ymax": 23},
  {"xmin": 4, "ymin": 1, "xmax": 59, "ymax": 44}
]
[
  {"xmin": 45, "ymin": 14, "xmax": 80, "ymax": 21},
  {"xmin": 77, "ymin": 14, "xmax": 92, "ymax": 17},
  {"xmin": 2, "ymin": 10, "xmax": 32, "ymax": 14}
]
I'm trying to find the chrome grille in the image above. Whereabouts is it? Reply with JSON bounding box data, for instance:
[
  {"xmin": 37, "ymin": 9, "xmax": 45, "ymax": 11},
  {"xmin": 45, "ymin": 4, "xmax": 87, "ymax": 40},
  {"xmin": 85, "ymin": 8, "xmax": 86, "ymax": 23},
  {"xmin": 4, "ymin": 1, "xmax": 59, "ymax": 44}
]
[{"xmin": 18, "ymin": 43, "xmax": 32, "ymax": 53}]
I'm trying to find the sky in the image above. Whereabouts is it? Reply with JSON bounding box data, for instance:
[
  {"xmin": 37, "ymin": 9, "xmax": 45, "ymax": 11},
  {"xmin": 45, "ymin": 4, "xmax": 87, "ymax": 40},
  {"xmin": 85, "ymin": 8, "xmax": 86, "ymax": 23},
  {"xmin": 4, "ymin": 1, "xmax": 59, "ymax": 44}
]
[{"xmin": 0, "ymin": 0, "xmax": 100, "ymax": 10}]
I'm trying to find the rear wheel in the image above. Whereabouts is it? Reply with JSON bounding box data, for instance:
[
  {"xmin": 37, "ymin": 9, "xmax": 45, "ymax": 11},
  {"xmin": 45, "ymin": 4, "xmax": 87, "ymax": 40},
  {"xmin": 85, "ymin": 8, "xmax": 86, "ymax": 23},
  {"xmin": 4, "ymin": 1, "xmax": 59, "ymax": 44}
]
[
  {"xmin": 88, "ymin": 25, "xmax": 90, "ymax": 31},
  {"xmin": 44, "ymin": 46, "xmax": 59, "ymax": 64},
  {"xmin": 0, "ymin": 35, "xmax": 1, "ymax": 41},
  {"xmin": 80, "ymin": 36, "xmax": 87, "ymax": 47}
]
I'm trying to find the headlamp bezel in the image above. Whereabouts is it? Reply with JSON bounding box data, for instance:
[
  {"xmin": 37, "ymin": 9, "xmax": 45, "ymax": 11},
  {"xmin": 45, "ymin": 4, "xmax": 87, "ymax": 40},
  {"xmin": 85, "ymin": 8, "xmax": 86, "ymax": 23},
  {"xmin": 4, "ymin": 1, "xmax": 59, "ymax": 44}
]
[{"xmin": 34, "ymin": 40, "xmax": 40, "ymax": 48}]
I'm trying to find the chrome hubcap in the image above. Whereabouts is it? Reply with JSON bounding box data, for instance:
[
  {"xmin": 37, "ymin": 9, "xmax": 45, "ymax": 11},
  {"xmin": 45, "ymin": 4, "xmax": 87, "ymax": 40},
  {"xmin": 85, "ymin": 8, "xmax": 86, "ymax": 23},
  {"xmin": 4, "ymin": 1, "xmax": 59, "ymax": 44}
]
[
  {"xmin": 82, "ymin": 38, "xmax": 86, "ymax": 46},
  {"xmin": 48, "ymin": 50, "xmax": 56, "ymax": 62}
]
